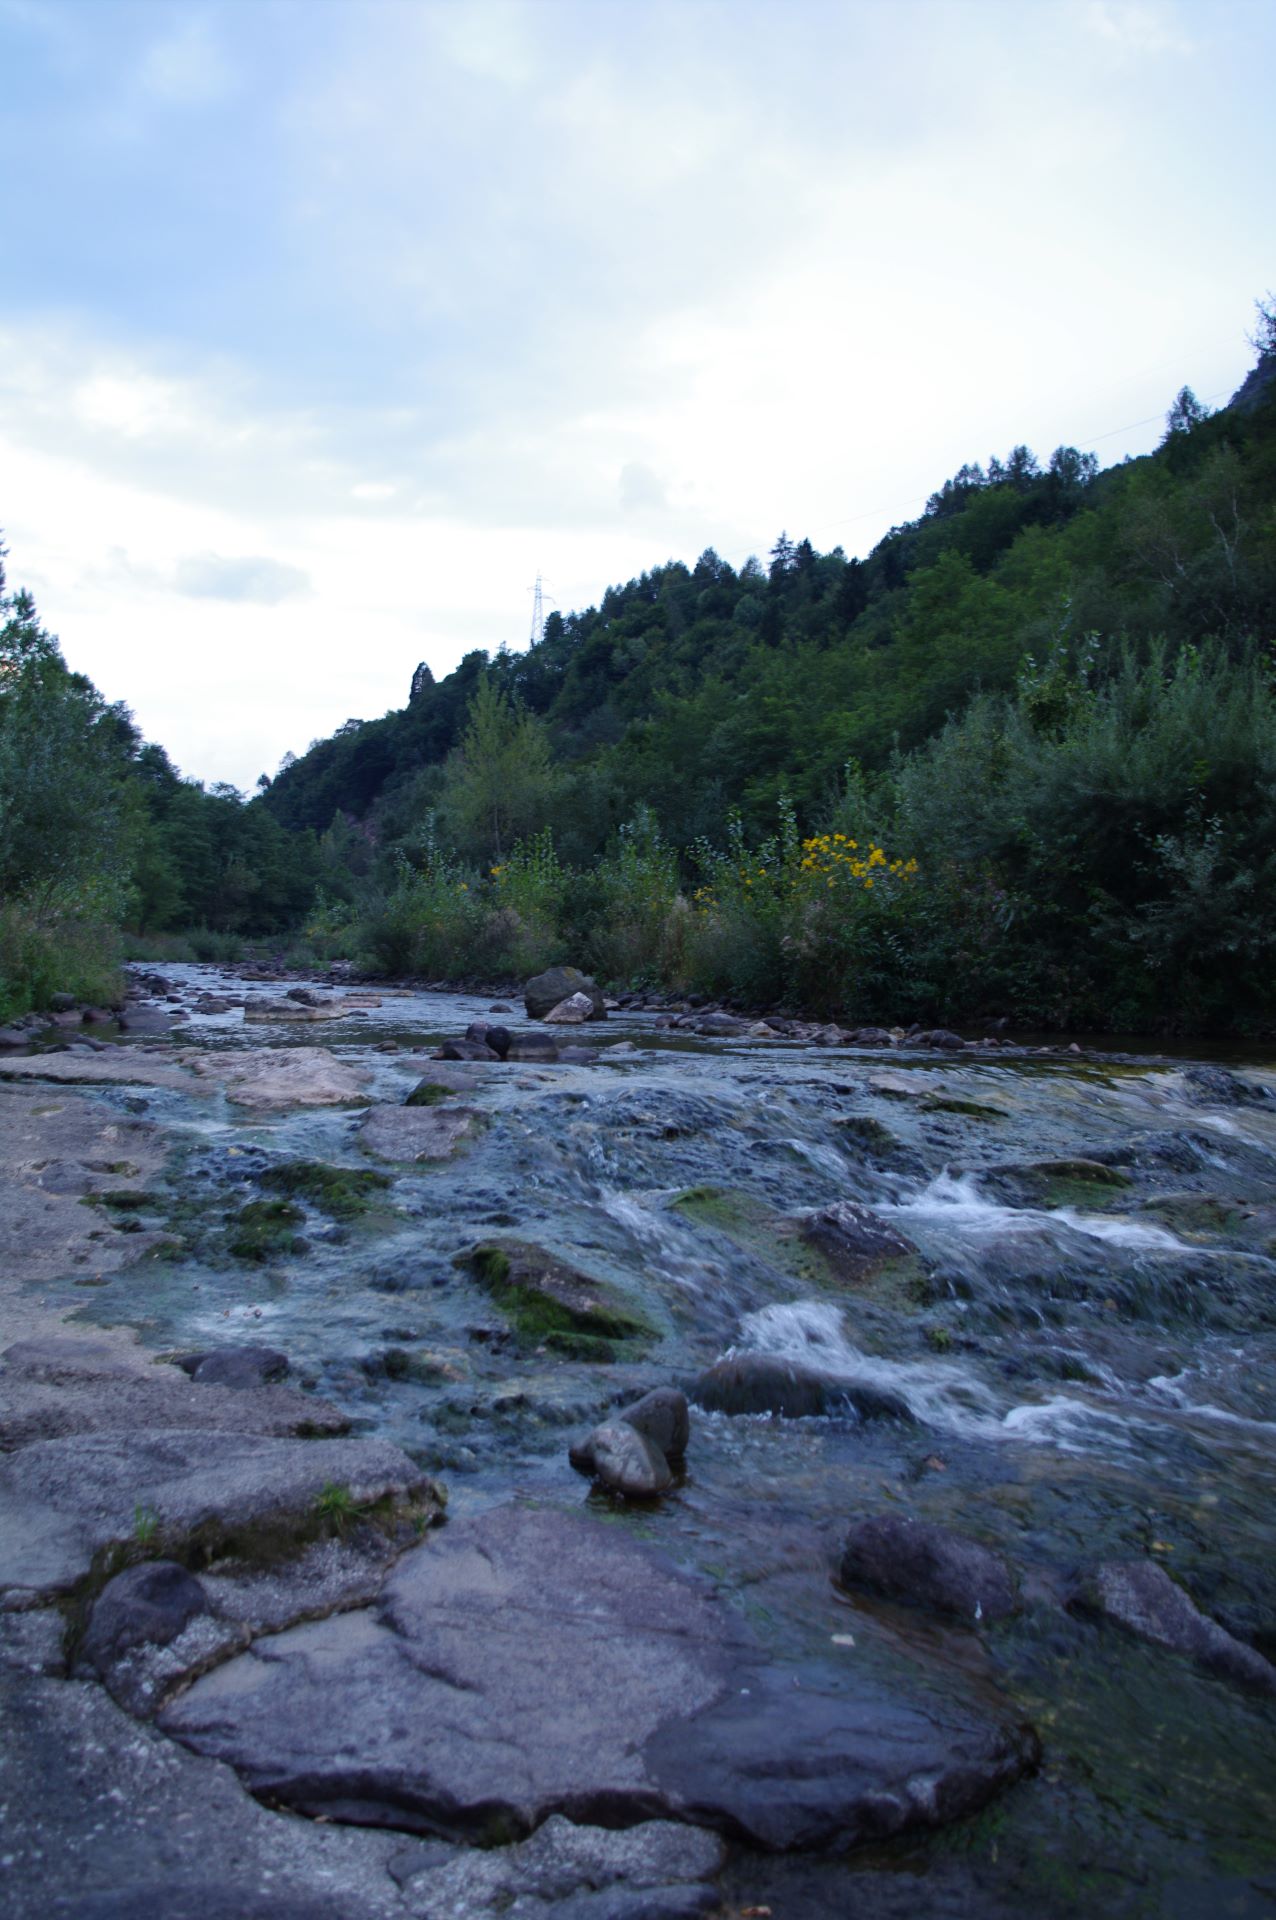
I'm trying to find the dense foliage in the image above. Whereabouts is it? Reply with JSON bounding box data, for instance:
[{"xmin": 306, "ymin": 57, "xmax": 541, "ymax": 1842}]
[{"xmin": 4, "ymin": 308, "xmax": 1274, "ymax": 1031}]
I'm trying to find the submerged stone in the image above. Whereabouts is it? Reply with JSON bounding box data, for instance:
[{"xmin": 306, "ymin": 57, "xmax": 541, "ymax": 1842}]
[
  {"xmin": 358, "ymin": 1105, "xmax": 483, "ymax": 1162},
  {"xmin": 838, "ymin": 1515, "xmax": 1018, "ymax": 1625},
  {"xmin": 1071, "ymin": 1560, "xmax": 1276, "ymax": 1695},
  {"xmin": 800, "ymin": 1201, "xmax": 920, "ymax": 1284},
  {"xmin": 160, "ymin": 1504, "xmax": 1035, "ymax": 1851}
]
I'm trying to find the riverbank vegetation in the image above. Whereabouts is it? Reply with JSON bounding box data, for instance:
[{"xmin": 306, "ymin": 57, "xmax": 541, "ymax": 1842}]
[{"xmin": 4, "ymin": 309, "xmax": 1274, "ymax": 1031}]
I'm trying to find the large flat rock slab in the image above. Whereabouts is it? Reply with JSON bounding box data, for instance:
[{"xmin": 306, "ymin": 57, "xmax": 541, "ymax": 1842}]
[
  {"xmin": 0, "ymin": 1338, "xmax": 348, "ymax": 1450},
  {"xmin": 162, "ymin": 1504, "xmax": 1034, "ymax": 1852},
  {"xmin": 0, "ymin": 1429, "xmax": 433, "ymax": 1607},
  {"xmin": 0, "ymin": 1669, "xmax": 433, "ymax": 1920},
  {"xmin": 182, "ymin": 1047, "xmax": 373, "ymax": 1110}
]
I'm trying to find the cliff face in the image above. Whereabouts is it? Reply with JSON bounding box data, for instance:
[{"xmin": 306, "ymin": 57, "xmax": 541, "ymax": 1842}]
[
  {"xmin": 1228, "ymin": 353, "xmax": 1276, "ymax": 416},
  {"xmin": 409, "ymin": 661, "xmax": 435, "ymax": 703}
]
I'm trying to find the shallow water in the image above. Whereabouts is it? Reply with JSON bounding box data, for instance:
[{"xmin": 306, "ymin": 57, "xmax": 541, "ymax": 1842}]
[{"xmin": 48, "ymin": 965, "xmax": 1276, "ymax": 1916}]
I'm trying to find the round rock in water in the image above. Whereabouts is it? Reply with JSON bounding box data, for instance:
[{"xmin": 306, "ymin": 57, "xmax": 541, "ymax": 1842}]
[
  {"xmin": 569, "ymin": 1422, "xmax": 674, "ymax": 1496},
  {"xmin": 81, "ymin": 1561, "xmax": 210, "ymax": 1672},
  {"xmin": 186, "ymin": 1346, "xmax": 290, "ymax": 1390},
  {"xmin": 839, "ymin": 1515, "xmax": 1018, "ymax": 1625},
  {"xmin": 619, "ymin": 1387, "xmax": 690, "ymax": 1461},
  {"xmin": 692, "ymin": 1353, "xmax": 911, "ymax": 1423}
]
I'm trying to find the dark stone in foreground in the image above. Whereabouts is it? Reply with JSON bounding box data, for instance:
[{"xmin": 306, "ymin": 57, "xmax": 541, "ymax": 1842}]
[
  {"xmin": 691, "ymin": 1353, "xmax": 913, "ymax": 1423},
  {"xmin": 162, "ymin": 1505, "xmax": 1034, "ymax": 1851},
  {"xmin": 81, "ymin": 1561, "xmax": 210, "ymax": 1672},
  {"xmin": 839, "ymin": 1515, "xmax": 1019, "ymax": 1625},
  {"xmin": 1071, "ymin": 1559, "xmax": 1276, "ymax": 1694}
]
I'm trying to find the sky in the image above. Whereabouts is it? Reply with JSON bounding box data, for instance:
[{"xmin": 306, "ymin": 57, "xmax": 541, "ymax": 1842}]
[{"xmin": 1, "ymin": 0, "xmax": 1272, "ymax": 792}]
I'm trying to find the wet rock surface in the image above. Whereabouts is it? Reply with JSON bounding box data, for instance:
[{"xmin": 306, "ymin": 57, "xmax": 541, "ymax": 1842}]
[
  {"xmin": 162, "ymin": 1504, "xmax": 1035, "ymax": 1850},
  {"xmin": 1071, "ymin": 1559, "xmax": 1276, "ymax": 1694},
  {"xmin": 691, "ymin": 1353, "xmax": 913, "ymax": 1422},
  {"xmin": 839, "ymin": 1515, "xmax": 1019, "ymax": 1625},
  {"xmin": 4, "ymin": 964, "xmax": 1276, "ymax": 1919}
]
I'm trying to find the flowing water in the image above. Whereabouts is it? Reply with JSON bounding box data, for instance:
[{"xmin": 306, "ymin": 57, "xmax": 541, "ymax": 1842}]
[{"xmin": 47, "ymin": 967, "xmax": 1276, "ymax": 1917}]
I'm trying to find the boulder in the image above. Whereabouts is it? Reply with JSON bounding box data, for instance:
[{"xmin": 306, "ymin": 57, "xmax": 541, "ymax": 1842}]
[
  {"xmin": 358, "ymin": 1105, "xmax": 482, "ymax": 1163},
  {"xmin": 691, "ymin": 1353, "xmax": 912, "ymax": 1423},
  {"xmin": 466, "ymin": 1021, "xmax": 512, "ymax": 1058},
  {"xmin": 181, "ymin": 1346, "xmax": 291, "ymax": 1390},
  {"xmin": 0, "ymin": 1429, "xmax": 436, "ymax": 1605},
  {"xmin": 839, "ymin": 1515, "xmax": 1018, "ymax": 1625},
  {"xmin": 801, "ymin": 1202, "xmax": 919, "ymax": 1283},
  {"xmin": 161, "ymin": 1503, "xmax": 1035, "ymax": 1851},
  {"xmin": 915, "ymin": 1029, "xmax": 965, "ymax": 1051},
  {"xmin": 1070, "ymin": 1559, "xmax": 1276, "ymax": 1694},
  {"xmin": 618, "ymin": 1387, "xmax": 690, "ymax": 1460},
  {"xmin": 80, "ymin": 1562, "xmax": 210, "ymax": 1673},
  {"xmin": 437, "ymin": 1038, "xmax": 499, "ymax": 1061},
  {"xmin": 525, "ymin": 967, "xmax": 606, "ymax": 1021},
  {"xmin": 184, "ymin": 1048, "xmax": 372, "ymax": 1111},
  {"xmin": 568, "ymin": 1422, "xmax": 674, "ymax": 1497},
  {"xmin": 544, "ymin": 993, "xmax": 597, "ymax": 1025},
  {"xmin": 506, "ymin": 1033, "xmax": 561, "ymax": 1063},
  {"xmin": 457, "ymin": 1240, "xmax": 657, "ymax": 1360}
]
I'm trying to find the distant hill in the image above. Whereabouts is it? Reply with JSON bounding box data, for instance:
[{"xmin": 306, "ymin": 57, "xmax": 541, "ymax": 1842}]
[{"xmin": 262, "ymin": 361, "xmax": 1275, "ymax": 859}]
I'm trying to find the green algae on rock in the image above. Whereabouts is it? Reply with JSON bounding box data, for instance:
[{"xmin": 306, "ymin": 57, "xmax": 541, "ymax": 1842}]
[{"xmin": 455, "ymin": 1238, "xmax": 658, "ymax": 1360}]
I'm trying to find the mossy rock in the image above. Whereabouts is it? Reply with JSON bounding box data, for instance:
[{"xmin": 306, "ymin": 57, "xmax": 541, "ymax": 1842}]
[
  {"xmin": 255, "ymin": 1159, "xmax": 391, "ymax": 1220},
  {"xmin": 986, "ymin": 1158, "xmax": 1133, "ymax": 1210},
  {"xmin": 671, "ymin": 1185, "xmax": 928, "ymax": 1310},
  {"xmin": 919, "ymin": 1096, "xmax": 1008, "ymax": 1121},
  {"xmin": 94, "ymin": 1190, "xmax": 151, "ymax": 1212},
  {"xmin": 455, "ymin": 1240, "xmax": 657, "ymax": 1360},
  {"xmin": 224, "ymin": 1198, "xmax": 308, "ymax": 1264},
  {"xmin": 1136, "ymin": 1192, "xmax": 1248, "ymax": 1240},
  {"xmin": 404, "ymin": 1081, "xmax": 453, "ymax": 1108}
]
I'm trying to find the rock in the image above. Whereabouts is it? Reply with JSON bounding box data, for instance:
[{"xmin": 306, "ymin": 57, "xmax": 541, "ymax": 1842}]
[
  {"xmin": 544, "ymin": 992, "xmax": 598, "ymax": 1025},
  {"xmin": 161, "ymin": 1504, "xmax": 1035, "ymax": 1851},
  {"xmin": 801, "ymin": 1201, "xmax": 919, "ymax": 1283},
  {"xmin": 505, "ymin": 1033, "xmax": 561, "ymax": 1063},
  {"xmin": 117, "ymin": 1008, "xmax": 174, "ymax": 1035},
  {"xmin": 1071, "ymin": 1560, "xmax": 1276, "ymax": 1694},
  {"xmin": 244, "ymin": 999, "xmax": 349, "ymax": 1023},
  {"xmin": 358, "ymin": 1104, "xmax": 483, "ymax": 1162},
  {"xmin": 849, "ymin": 1026, "xmax": 894, "ymax": 1047},
  {"xmin": 568, "ymin": 1422, "xmax": 674, "ymax": 1496},
  {"xmin": 691, "ymin": 1353, "xmax": 912, "ymax": 1423},
  {"xmin": 488, "ymin": 1002, "xmax": 513, "ymax": 1013},
  {"xmin": 437, "ymin": 1038, "xmax": 500, "ymax": 1061},
  {"xmin": 838, "ymin": 1515, "xmax": 1018, "ymax": 1625},
  {"xmin": 80, "ymin": 1562, "xmax": 210, "ymax": 1672},
  {"xmin": 466, "ymin": 1021, "xmax": 512, "ymax": 1058},
  {"xmin": 49, "ymin": 992, "xmax": 79, "ymax": 1012},
  {"xmin": 0, "ymin": 1669, "xmax": 436, "ymax": 1920},
  {"xmin": 394, "ymin": 1813, "xmax": 725, "ymax": 1919},
  {"xmin": 1181, "ymin": 1065, "xmax": 1267, "ymax": 1107},
  {"xmin": 0, "ymin": 1025, "xmax": 30, "ymax": 1048},
  {"xmin": 184, "ymin": 1346, "xmax": 291, "ymax": 1390},
  {"xmin": 184, "ymin": 1048, "xmax": 373, "ymax": 1111},
  {"xmin": 0, "ymin": 1430, "xmax": 436, "ymax": 1605},
  {"xmin": 618, "ymin": 1386, "xmax": 690, "ymax": 1460},
  {"xmin": 915, "ymin": 1029, "xmax": 965, "ymax": 1050},
  {"xmin": 694, "ymin": 1012, "xmax": 748, "ymax": 1037},
  {"xmin": 0, "ymin": 1338, "xmax": 347, "ymax": 1451},
  {"xmin": 457, "ymin": 1240, "xmax": 657, "ymax": 1360},
  {"xmin": 524, "ymin": 966, "xmax": 606, "ymax": 1021}
]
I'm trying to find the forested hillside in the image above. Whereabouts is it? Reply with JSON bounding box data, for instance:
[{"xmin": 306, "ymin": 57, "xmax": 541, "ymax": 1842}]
[{"xmin": 3, "ymin": 310, "xmax": 1274, "ymax": 1031}]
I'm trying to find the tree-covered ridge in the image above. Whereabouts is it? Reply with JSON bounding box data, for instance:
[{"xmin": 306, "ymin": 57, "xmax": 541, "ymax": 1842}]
[
  {"xmin": 262, "ymin": 354, "xmax": 1275, "ymax": 858},
  {"xmin": 3, "ymin": 309, "xmax": 1274, "ymax": 1030}
]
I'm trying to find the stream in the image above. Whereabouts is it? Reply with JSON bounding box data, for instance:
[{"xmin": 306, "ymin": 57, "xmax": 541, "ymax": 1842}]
[{"xmin": 39, "ymin": 964, "xmax": 1276, "ymax": 1917}]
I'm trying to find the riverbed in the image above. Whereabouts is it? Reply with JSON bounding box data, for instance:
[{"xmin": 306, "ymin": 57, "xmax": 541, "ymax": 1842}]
[{"xmin": 10, "ymin": 964, "xmax": 1276, "ymax": 1918}]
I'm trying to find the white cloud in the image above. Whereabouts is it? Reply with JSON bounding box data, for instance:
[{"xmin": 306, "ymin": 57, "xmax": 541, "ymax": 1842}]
[{"xmin": 1082, "ymin": 2, "xmax": 1194, "ymax": 55}]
